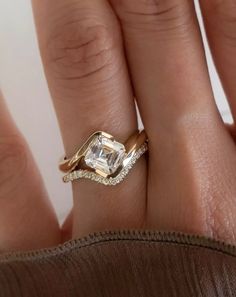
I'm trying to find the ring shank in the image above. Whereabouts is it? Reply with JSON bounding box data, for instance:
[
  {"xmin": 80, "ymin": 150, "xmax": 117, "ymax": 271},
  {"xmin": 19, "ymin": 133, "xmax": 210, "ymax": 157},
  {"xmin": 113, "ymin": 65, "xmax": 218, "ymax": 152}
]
[{"xmin": 59, "ymin": 130, "xmax": 148, "ymax": 185}]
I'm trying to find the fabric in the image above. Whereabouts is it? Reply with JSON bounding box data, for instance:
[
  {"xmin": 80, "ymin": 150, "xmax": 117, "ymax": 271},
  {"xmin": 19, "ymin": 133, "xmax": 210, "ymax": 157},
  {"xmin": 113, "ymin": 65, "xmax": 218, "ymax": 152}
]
[{"xmin": 0, "ymin": 230, "xmax": 236, "ymax": 296}]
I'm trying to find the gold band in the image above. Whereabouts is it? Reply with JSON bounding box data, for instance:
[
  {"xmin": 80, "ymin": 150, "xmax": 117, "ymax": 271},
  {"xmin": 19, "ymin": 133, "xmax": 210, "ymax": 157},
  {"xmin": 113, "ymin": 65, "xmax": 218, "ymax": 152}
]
[{"xmin": 59, "ymin": 130, "xmax": 148, "ymax": 186}]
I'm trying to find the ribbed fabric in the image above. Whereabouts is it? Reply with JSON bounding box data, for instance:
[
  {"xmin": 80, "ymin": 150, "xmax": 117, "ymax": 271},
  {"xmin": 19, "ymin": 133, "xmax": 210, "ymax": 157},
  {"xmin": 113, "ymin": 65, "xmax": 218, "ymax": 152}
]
[{"xmin": 0, "ymin": 230, "xmax": 236, "ymax": 297}]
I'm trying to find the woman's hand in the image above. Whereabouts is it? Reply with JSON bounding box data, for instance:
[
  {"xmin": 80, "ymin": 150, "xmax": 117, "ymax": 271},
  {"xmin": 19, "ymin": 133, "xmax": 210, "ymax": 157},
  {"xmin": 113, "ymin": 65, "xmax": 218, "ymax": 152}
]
[{"xmin": 1, "ymin": 0, "xmax": 236, "ymax": 252}]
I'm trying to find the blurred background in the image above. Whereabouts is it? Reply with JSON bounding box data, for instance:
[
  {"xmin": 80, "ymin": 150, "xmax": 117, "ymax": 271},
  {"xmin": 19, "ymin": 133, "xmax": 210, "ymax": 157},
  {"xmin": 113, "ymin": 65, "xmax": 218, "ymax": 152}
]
[{"xmin": 0, "ymin": 0, "xmax": 233, "ymax": 223}]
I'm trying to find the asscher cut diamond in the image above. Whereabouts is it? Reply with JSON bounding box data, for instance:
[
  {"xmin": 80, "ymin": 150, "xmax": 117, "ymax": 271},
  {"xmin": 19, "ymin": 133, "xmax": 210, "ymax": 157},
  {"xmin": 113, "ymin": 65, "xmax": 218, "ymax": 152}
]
[{"xmin": 84, "ymin": 135, "xmax": 126, "ymax": 175}]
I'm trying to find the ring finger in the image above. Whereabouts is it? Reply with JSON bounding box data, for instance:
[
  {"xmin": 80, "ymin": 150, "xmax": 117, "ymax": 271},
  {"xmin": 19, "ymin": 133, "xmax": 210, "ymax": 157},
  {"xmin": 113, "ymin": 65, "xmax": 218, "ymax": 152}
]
[{"xmin": 32, "ymin": 0, "xmax": 147, "ymax": 237}]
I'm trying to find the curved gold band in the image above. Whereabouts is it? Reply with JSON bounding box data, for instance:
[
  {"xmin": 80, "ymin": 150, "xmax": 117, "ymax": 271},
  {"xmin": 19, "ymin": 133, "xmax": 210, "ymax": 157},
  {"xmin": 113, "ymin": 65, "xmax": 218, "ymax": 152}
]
[{"xmin": 59, "ymin": 130, "xmax": 148, "ymax": 186}]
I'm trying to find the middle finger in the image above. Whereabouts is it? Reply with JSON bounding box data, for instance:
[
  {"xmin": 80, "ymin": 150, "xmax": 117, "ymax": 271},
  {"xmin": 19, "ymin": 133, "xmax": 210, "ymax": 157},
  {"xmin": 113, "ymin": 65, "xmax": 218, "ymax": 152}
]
[{"xmin": 111, "ymin": 0, "xmax": 233, "ymax": 234}]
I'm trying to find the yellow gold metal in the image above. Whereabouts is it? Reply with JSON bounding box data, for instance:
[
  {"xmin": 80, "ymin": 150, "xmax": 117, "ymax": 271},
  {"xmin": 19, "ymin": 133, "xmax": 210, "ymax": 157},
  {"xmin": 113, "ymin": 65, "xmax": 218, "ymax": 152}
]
[
  {"xmin": 59, "ymin": 131, "xmax": 117, "ymax": 173},
  {"xmin": 59, "ymin": 130, "xmax": 148, "ymax": 185}
]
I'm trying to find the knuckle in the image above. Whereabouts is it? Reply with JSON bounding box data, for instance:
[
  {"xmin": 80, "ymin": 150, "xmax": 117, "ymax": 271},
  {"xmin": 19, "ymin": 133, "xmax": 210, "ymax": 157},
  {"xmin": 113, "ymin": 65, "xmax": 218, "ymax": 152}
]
[
  {"xmin": 46, "ymin": 14, "xmax": 121, "ymax": 88},
  {"xmin": 204, "ymin": 0, "xmax": 236, "ymax": 47},
  {"xmin": 0, "ymin": 136, "xmax": 29, "ymax": 198},
  {"xmin": 114, "ymin": 0, "xmax": 194, "ymax": 35},
  {"xmin": 205, "ymin": 200, "xmax": 236, "ymax": 243}
]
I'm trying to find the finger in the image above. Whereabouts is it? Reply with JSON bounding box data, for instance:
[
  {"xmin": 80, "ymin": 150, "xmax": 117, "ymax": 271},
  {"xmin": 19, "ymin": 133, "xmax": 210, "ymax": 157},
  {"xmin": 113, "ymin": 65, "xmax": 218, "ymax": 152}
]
[
  {"xmin": 227, "ymin": 124, "xmax": 236, "ymax": 143},
  {"xmin": 200, "ymin": 0, "xmax": 236, "ymax": 120},
  {"xmin": 110, "ymin": 0, "xmax": 220, "ymax": 139},
  {"xmin": 32, "ymin": 0, "xmax": 147, "ymax": 237},
  {"xmin": 0, "ymin": 91, "xmax": 60, "ymax": 252},
  {"xmin": 61, "ymin": 210, "xmax": 73, "ymax": 242},
  {"xmin": 110, "ymin": 0, "xmax": 236, "ymax": 239}
]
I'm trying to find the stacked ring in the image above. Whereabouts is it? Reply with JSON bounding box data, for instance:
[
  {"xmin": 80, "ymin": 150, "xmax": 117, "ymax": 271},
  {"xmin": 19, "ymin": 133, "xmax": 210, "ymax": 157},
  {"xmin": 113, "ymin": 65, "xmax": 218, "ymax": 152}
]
[{"xmin": 59, "ymin": 130, "xmax": 148, "ymax": 186}]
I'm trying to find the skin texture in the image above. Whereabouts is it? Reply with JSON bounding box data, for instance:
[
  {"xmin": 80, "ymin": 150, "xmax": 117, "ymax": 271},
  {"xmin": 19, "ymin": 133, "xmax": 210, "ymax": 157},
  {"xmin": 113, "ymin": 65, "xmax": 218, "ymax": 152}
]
[{"xmin": 1, "ymin": 0, "xmax": 236, "ymax": 251}]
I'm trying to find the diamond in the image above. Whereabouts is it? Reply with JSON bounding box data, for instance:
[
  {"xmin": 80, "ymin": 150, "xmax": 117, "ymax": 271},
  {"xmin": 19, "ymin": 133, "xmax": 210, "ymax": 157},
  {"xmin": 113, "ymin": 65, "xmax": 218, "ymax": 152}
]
[
  {"xmin": 63, "ymin": 142, "xmax": 148, "ymax": 185},
  {"xmin": 84, "ymin": 135, "xmax": 126, "ymax": 175}
]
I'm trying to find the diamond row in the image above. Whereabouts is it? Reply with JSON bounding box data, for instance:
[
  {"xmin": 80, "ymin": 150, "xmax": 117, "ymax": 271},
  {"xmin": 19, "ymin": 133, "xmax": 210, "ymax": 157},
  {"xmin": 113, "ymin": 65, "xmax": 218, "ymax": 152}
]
[{"xmin": 63, "ymin": 142, "xmax": 148, "ymax": 186}]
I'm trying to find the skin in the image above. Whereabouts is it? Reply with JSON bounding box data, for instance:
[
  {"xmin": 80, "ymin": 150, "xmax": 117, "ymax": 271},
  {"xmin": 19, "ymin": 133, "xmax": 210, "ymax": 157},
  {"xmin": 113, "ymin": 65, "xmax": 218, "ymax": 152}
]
[{"xmin": 1, "ymin": 0, "xmax": 236, "ymax": 252}]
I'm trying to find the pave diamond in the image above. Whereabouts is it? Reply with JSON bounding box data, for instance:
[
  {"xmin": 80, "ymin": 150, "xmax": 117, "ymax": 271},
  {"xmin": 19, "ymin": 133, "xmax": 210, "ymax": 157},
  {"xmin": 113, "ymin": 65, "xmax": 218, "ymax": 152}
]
[
  {"xmin": 63, "ymin": 142, "xmax": 148, "ymax": 185},
  {"xmin": 84, "ymin": 135, "xmax": 126, "ymax": 175}
]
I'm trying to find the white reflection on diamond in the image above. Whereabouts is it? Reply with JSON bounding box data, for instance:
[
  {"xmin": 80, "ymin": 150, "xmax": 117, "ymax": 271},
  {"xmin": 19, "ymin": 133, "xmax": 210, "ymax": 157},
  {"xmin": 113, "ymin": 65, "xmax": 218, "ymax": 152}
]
[{"xmin": 84, "ymin": 135, "xmax": 126, "ymax": 175}]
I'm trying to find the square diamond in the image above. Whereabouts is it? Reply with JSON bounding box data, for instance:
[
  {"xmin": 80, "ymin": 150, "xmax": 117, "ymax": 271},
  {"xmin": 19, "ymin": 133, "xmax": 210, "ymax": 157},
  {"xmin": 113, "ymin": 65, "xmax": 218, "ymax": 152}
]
[{"xmin": 84, "ymin": 135, "xmax": 126, "ymax": 175}]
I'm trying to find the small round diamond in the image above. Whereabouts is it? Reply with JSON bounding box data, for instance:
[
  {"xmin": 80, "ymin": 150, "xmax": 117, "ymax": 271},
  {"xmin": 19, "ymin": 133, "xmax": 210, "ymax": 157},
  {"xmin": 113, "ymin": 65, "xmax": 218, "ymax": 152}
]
[{"xmin": 63, "ymin": 142, "xmax": 148, "ymax": 185}]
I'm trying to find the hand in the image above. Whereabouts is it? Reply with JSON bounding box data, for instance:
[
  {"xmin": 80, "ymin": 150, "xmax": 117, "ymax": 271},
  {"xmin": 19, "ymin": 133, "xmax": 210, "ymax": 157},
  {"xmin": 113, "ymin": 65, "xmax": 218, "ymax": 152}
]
[{"xmin": 1, "ymin": 0, "xmax": 236, "ymax": 252}]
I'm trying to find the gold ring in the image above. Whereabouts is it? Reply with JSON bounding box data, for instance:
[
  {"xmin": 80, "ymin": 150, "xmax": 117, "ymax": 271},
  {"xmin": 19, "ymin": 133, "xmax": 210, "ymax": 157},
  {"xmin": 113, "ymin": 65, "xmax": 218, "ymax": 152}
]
[{"xmin": 59, "ymin": 130, "xmax": 148, "ymax": 186}]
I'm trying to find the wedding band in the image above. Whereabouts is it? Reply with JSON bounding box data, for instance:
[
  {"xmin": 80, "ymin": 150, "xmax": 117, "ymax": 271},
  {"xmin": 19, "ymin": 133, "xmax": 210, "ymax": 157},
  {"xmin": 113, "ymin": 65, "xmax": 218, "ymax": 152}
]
[{"xmin": 59, "ymin": 130, "xmax": 148, "ymax": 186}]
